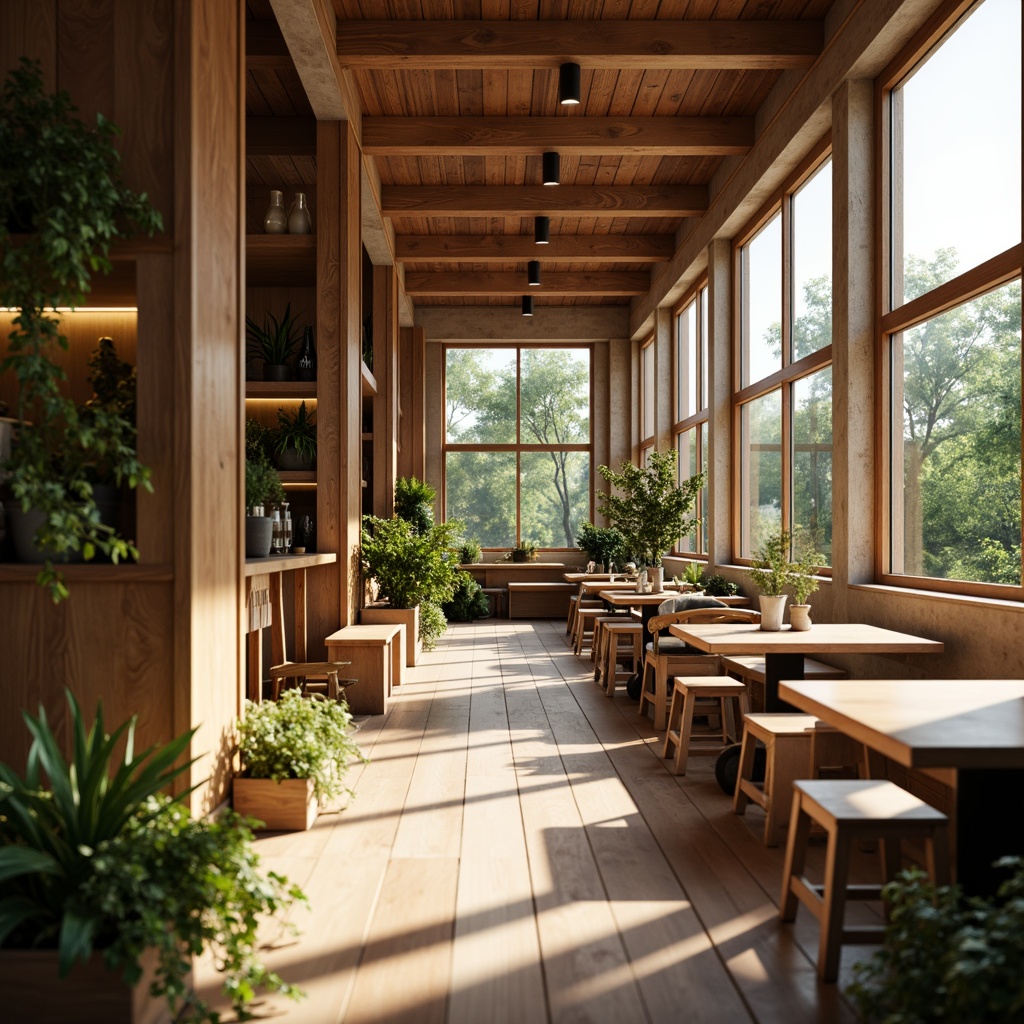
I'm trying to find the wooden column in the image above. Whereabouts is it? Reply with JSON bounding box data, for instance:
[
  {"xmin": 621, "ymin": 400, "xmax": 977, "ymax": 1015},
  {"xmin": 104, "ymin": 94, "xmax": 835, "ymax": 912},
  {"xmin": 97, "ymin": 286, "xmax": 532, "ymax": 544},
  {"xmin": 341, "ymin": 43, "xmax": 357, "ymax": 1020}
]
[
  {"xmin": 707, "ymin": 237, "xmax": 733, "ymax": 570},
  {"xmin": 373, "ymin": 263, "xmax": 399, "ymax": 516},
  {"xmin": 314, "ymin": 120, "xmax": 362, "ymax": 637},
  {"xmin": 654, "ymin": 305, "xmax": 673, "ymax": 453},
  {"xmin": 398, "ymin": 326, "xmax": 425, "ymax": 481},
  {"xmin": 831, "ymin": 79, "xmax": 875, "ymax": 614}
]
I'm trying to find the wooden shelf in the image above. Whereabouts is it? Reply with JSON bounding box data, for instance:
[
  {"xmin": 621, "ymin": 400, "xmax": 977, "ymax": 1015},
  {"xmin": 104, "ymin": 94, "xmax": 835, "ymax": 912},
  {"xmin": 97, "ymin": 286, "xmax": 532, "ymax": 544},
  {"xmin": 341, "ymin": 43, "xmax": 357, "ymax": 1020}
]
[
  {"xmin": 246, "ymin": 234, "xmax": 316, "ymax": 287},
  {"xmin": 361, "ymin": 361, "xmax": 377, "ymax": 396},
  {"xmin": 279, "ymin": 470, "xmax": 316, "ymax": 484},
  {"xmin": 0, "ymin": 562, "xmax": 174, "ymax": 583},
  {"xmin": 245, "ymin": 381, "xmax": 317, "ymax": 399},
  {"xmin": 244, "ymin": 551, "xmax": 336, "ymax": 578}
]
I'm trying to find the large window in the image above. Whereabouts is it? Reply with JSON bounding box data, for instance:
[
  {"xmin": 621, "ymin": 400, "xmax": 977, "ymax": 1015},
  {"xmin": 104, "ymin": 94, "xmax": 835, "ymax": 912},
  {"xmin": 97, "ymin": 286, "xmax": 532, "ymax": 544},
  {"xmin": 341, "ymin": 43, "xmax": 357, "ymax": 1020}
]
[
  {"xmin": 674, "ymin": 284, "xmax": 709, "ymax": 554},
  {"xmin": 736, "ymin": 152, "xmax": 834, "ymax": 564},
  {"xmin": 443, "ymin": 346, "xmax": 591, "ymax": 549},
  {"xmin": 883, "ymin": 0, "xmax": 1022, "ymax": 595}
]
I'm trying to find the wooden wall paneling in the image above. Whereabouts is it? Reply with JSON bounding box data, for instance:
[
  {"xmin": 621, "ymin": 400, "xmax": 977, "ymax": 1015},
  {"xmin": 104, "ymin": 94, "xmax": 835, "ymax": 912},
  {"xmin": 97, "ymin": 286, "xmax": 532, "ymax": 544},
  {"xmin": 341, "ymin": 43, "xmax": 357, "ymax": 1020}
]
[
  {"xmin": 397, "ymin": 325, "xmax": 425, "ymax": 481},
  {"xmin": 372, "ymin": 264, "xmax": 398, "ymax": 516},
  {"xmin": 56, "ymin": 0, "xmax": 115, "ymax": 122},
  {"xmin": 0, "ymin": 2, "xmax": 57, "ymax": 84},
  {"xmin": 172, "ymin": 0, "xmax": 245, "ymax": 812}
]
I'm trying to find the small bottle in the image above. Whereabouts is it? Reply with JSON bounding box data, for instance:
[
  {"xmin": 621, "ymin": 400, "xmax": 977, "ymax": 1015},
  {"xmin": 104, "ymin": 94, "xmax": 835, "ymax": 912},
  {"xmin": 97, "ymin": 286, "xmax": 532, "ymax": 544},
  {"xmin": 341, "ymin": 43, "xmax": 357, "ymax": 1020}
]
[
  {"xmin": 296, "ymin": 325, "xmax": 317, "ymax": 381},
  {"xmin": 288, "ymin": 192, "xmax": 312, "ymax": 234},
  {"xmin": 283, "ymin": 509, "xmax": 293, "ymax": 553},
  {"xmin": 271, "ymin": 509, "xmax": 283, "ymax": 553},
  {"xmin": 263, "ymin": 190, "xmax": 287, "ymax": 234}
]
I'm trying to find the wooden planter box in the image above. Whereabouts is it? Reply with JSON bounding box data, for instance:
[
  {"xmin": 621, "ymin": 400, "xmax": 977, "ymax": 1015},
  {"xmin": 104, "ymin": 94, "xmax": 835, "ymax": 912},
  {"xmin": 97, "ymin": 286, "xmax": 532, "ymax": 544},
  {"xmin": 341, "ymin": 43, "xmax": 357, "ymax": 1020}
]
[
  {"xmin": 0, "ymin": 948, "xmax": 172, "ymax": 1024},
  {"xmin": 233, "ymin": 776, "xmax": 318, "ymax": 831},
  {"xmin": 361, "ymin": 603, "xmax": 420, "ymax": 667}
]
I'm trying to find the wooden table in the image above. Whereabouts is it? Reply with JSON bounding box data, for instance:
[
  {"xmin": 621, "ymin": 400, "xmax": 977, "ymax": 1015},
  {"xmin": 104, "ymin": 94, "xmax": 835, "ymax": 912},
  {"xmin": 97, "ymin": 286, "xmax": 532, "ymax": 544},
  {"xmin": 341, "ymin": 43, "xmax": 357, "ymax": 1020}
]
[
  {"xmin": 667, "ymin": 622, "xmax": 944, "ymax": 713},
  {"xmin": 244, "ymin": 552, "xmax": 337, "ymax": 702},
  {"xmin": 779, "ymin": 678, "xmax": 1024, "ymax": 895},
  {"xmin": 599, "ymin": 588, "xmax": 687, "ymax": 697}
]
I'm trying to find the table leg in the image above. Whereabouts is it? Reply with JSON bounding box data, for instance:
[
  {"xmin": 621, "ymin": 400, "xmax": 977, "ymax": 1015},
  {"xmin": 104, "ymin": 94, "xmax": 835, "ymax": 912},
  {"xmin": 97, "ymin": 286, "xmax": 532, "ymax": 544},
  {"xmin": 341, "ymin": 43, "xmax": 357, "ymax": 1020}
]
[
  {"xmin": 247, "ymin": 629, "xmax": 262, "ymax": 703},
  {"xmin": 763, "ymin": 652, "xmax": 805, "ymax": 712},
  {"xmin": 293, "ymin": 568, "xmax": 308, "ymax": 662},
  {"xmin": 955, "ymin": 767, "xmax": 1024, "ymax": 896},
  {"xmin": 626, "ymin": 603, "xmax": 659, "ymax": 700},
  {"xmin": 270, "ymin": 571, "xmax": 286, "ymax": 669}
]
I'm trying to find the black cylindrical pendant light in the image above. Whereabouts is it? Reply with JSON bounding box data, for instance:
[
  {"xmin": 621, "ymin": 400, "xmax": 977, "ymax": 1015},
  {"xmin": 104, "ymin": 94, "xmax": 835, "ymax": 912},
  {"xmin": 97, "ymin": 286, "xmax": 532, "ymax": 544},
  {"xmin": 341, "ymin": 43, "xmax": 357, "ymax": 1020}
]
[
  {"xmin": 542, "ymin": 151, "xmax": 560, "ymax": 186},
  {"xmin": 522, "ymin": 295, "xmax": 534, "ymax": 316},
  {"xmin": 559, "ymin": 62, "xmax": 581, "ymax": 105},
  {"xmin": 528, "ymin": 260, "xmax": 541, "ymax": 286},
  {"xmin": 534, "ymin": 215, "xmax": 550, "ymax": 244}
]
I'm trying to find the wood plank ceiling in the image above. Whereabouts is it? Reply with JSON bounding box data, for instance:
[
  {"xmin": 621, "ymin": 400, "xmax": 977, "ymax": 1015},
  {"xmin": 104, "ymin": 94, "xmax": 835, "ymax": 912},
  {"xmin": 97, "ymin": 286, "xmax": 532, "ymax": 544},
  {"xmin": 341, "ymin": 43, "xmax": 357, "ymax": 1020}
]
[{"xmin": 246, "ymin": 0, "xmax": 832, "ymax": 311}]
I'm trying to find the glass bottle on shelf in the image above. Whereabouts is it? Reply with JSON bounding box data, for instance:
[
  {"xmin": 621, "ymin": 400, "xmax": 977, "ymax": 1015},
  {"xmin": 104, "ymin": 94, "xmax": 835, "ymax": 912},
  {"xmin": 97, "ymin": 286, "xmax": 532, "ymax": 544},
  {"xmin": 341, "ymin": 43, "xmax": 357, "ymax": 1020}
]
[
  {"xmin": 282, "ymin": 502, "xmax": 292, "ymax": 553},
  {"xmin": 263, "ymin": 190, "xmax": 287, "ymax": 234},
  {"xmin": 296, "ymin": 325, "xmax": 317, "ymax": 381},
  {"xmin": 288, "ymin": 192, "xmax": 312, "ymax": 234},
  {"xmin": 271, "ymin": 509, "xmax": 284, "ymax": 553}
]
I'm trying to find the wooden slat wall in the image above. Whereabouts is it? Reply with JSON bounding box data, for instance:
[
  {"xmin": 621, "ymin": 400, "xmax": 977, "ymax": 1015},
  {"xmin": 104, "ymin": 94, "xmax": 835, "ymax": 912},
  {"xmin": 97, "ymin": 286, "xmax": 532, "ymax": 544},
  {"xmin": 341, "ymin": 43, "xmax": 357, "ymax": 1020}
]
[
  {"xmin": 372, "ymin": 264, "xmax": 399, "ymax": 517},
  {"xmin": 0, "ymin": 0, "xmax": 244, "ymax": 812}
]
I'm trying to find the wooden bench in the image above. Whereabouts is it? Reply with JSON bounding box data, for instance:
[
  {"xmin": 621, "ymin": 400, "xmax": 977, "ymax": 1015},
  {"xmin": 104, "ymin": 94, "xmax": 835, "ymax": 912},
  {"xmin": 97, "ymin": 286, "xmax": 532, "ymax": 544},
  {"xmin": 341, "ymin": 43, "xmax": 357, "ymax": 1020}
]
[
  {"xmin": 507, "ymin": 581, "xmax": 577, "ymax": 619},
  {"xmin": 325, "ymin": 623, "xmax": 403, "ymax": 714}
]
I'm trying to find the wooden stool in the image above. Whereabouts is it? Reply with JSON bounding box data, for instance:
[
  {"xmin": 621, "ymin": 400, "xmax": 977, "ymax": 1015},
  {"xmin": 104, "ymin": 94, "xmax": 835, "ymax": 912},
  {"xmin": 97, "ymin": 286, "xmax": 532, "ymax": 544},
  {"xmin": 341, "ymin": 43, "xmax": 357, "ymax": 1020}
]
[
  {"xmin": 573, "ymin": 605, "xmax": 622, "ymax": 656},
  {"xmin": 325, "ymin": 624, "xmax": 403, "ymax": 714},
  {"xmin": 598, "ymin": 620, "xmax": 642, "ymax": 694},
  {"xmin": 269, "ymin": 661, "xmax": 355, "ymax": 702},
  {"xmin": 780, "ymin": 779, "xmax": 950, "ymax": 982},
  {"xmin": 568, "ymin": 595, "xmax": 602, "ymax": 638},
  {"xmin": 720, "ymin": 655, "xmax": 845, "ymax": 713},
  {"xmin": 590, "ymin": 615, "xmax": 626, "ymax": 666},
  {"xmin": 663, "ymin": 676, "xmax": 749, "ymax": 775}
]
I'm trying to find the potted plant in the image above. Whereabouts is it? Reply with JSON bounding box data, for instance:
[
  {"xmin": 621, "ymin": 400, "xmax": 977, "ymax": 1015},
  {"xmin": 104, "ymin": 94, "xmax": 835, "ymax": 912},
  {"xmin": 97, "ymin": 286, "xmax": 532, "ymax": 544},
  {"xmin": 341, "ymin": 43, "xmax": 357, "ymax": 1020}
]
[
  {"xmin": 747, "ymin": 530, "xmax": 794, "ymax": 631},
  {"xmin": 360, "ymin": 513, "xmax": 467, "ymax": 657},
  {"xmin": 0, "ymin": 58, "xmax": 161, "ymax": 602},
  {"xmin": 245, "ymin": 302, "xmax": 302, "ymax": 382},
  {"xmin": 245, "ymin": 455, "xmax": 284, "ymax": 558},
  {"xmin": 273, "ymin": 400, "xmax": 316, "ymax": 471},
  {"xmin": 458, "ymin": 538, "xmax": 482, "ymax": 564},
  {"xmin": 234, "ymin": 688, "xmax": 366, "ymax": 831},
  {"xmin": 442, "ymin": 574, "xmax": 491, "ymax": 621},
  {"xmin": 394, "ymin": 475, "xmax": 435, "ymax": 534},
  {"xmin": 788, "ymin": 551, "xmax": 824, "ymax": 631},
  {"xmin": 510, "ymin": 538, "xmax": 538, "ymax": 563},
  {"xmin": 597, "ymin": 450, "xmax": 705, "ymax": 592},
  {"xmin": 703, "ymin": 573, "xmax": 739, "ymax": 597},
  {"xmin": 0, "ymin": 691, "xmax": 306, "ymax": 1023},
  {"xmin": 677, "ymin": 561, "xmax": 705, "ymax": 590},
  {"xmin": 847, "ymin": 859, "xmax": 1024, "ymax": 1023},
  {"xmin": 575, "ymin": 522, "xmax": 624, "ymax": 571}
]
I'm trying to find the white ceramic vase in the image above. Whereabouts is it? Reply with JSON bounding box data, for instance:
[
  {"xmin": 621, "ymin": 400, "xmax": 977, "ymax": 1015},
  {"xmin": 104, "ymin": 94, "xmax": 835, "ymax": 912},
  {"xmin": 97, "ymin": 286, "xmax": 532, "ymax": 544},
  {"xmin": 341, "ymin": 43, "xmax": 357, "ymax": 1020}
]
[
  {"xmin": 648, "ymin": 565, "xmax": 664, "ymax": 592},
  {"xmin": 789, "ymin": 604, "xmax": 812, "ymax": 631},
  {"xmin": 759, "ymin": 594, "xmax": 788, "ymax": 631}
]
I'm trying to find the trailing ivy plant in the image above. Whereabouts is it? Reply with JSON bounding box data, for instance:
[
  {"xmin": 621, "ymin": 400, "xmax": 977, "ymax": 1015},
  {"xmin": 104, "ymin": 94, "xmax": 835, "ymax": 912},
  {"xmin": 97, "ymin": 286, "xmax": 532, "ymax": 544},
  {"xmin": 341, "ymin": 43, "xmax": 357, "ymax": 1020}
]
[
  {"xmin": 0, "ymin": 58, "xmax": 162, "ymax": 600},
  {"xmin": 596, "ymin": 450, "xmax": 704, "ymax": 568}
]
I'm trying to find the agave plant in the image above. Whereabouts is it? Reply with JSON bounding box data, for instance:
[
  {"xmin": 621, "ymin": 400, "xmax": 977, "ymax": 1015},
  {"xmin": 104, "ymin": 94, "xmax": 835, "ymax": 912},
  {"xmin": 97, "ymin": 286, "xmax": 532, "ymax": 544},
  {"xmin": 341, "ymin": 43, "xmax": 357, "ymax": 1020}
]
[{"xmin": 245, "ymin": 302, "xmax": 302, "ymax": 370}]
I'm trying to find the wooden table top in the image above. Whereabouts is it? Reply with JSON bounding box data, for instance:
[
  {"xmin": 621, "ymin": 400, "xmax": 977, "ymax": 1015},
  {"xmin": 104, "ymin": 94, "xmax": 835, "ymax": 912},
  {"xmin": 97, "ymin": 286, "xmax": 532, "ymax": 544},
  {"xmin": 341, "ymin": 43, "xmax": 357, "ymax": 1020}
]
[
  {"xmin": 778, "ymin": 679, "xmax": 1024, "ymax": 770},
  {"xmin": 244, "ymin": 551, "xmax": 337, "ymax": 577},
  {"xmin": 667, "ymin": 621, "xmax": 944, "ymax": 656},
  {"xmin": 600, "ymin": 589, "xmax": 683, "ymax": 607}
]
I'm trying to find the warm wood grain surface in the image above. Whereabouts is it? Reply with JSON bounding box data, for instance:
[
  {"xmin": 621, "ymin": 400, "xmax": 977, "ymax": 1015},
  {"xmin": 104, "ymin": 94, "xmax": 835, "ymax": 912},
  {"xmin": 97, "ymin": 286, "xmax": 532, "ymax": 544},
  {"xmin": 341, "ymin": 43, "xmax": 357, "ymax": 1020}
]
[{"xmin": 669, "ymin": 621, "xmax": 945, "ymax": 655}]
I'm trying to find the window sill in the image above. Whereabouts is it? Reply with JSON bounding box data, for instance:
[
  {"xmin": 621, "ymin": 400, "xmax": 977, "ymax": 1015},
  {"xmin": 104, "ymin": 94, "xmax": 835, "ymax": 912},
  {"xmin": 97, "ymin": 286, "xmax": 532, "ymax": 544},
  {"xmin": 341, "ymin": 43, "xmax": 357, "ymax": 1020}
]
[{"xmin": 849, "ymin": 582, "xmax": 1024, "ymax": 613}]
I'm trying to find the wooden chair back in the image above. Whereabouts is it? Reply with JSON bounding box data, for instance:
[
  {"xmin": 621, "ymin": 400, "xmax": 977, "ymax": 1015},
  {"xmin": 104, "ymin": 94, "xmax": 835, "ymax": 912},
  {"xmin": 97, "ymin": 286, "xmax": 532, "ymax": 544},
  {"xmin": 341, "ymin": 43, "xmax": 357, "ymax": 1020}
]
[{"xmin": 647, "ymin": 608, "xmax": 761, "ymax": 655}]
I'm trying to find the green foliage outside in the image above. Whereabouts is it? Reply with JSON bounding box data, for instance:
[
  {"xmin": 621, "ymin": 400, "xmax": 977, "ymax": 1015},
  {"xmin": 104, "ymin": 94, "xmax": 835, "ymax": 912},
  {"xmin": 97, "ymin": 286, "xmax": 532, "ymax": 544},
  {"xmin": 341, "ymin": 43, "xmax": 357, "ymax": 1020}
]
[
  {"xmin": 237, "ymin": 688, "xmax": 366, "ymax": 804},
  {"xmin": 0, "ymin": 691, "xmax": 306, "ymax": 1022},
  {"xmin": 596, "ymin": 449, "xmax": 704, "ymax": 567},
  {"xmin": 445, "ymin": 348, "xmax": 590, "ymax": 547},
  {"xmin": 0, "ymin": 59, "xmax": 161, "ymax": 601},
  {"xmin": 847, "ymin": 859, "xmax": 1024, "ymax": 1023}
]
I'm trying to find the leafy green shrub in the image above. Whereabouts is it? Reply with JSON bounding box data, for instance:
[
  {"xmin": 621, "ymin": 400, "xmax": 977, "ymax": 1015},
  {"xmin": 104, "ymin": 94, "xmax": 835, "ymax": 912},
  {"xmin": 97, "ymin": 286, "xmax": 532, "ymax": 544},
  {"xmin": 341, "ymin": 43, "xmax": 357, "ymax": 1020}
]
[
  {"xmin": 702, "ymin": 573, "xmax": 739, "ymax": 597},
  {"xmin": 458, "ymin": 539, "xmax": 482, "ymax": 564},
  {"xmin": 575, "ymin": 523, "xmax": 625, "ymax": 567},
  {"xmin": 747, "ymin": 530, "xmax": 793, "ymax": 596},
  {"xmin": 419, "ymin": 599, "xmax": 448, "ymax": 650},
  {"xmin": 0, "ymin": 691, "xmax": 305, "ymax": 1023},
  {"xmin": 394, "ymin": 476, "xmax": 436, "ymax": 534},
  {"xmin": 244, "ymin": 456, "xmax": 284, "ymax": 512},
  {"xmin": 237, "ymin": 688, "xmax": 365, "ymax": 805},
  {"xmin": 443, "ymin": 575, "xmax": 491, "ymax": 621},
  {"xmin": 847, "ymin": 859, "xmax": 1024, "ymax": 1023}
]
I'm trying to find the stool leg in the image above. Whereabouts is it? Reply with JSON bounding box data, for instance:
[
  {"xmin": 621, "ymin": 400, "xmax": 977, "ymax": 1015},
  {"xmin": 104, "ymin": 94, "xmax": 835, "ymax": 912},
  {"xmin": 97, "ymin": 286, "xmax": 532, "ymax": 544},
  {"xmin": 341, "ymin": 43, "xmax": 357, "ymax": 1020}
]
[
  {"xmin": 671, "ymin": 689, "xmax": 697, "ymax": 776},
  {"xmin": 818, "ymin": 827, "xmax": 852, "ymax": 982},
  {"xmin": 653, "ymin": 657, "xmax": 670, "ymax": 731},
  {"xmin": 663, "ymin": 684, "xmax": 682, "ymax": 759},
  {"xmin": 733, "ymin": 726, "xmax": 758, "ymax": 814},
  {"xmin": 639, "ymin": 657, "xmax": 654, "ymax": 720},
  {"xmin": 781, "ymin": 794, "xmax": 812, "ymax": 921},
  {"xmin": 764, "ymin": 737, "xmax": 811, "ymax": 848},
  {"xmin": 327, "ymin": 670, "xmax": 339, "ymax": 701}
]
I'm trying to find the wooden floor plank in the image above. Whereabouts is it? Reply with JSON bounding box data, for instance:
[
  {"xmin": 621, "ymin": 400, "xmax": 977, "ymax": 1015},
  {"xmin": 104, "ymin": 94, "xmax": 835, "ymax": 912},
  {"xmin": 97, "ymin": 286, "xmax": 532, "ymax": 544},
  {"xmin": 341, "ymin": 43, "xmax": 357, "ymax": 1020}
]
[{"xmin": 204, "ymin": 620, "xmax": 890, "ymax": 1024}]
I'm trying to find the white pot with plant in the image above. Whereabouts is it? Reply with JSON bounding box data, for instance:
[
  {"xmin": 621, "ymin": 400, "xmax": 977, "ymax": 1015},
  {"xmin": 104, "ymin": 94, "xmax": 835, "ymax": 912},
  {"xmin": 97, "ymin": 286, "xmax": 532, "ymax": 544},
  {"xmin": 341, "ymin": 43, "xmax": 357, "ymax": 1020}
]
[
  {"xmin": 747, "ymin": 531, "xmax": 793, "ymax": 631},
  {"xmin": 788, "ymin": 552, "xmax": 823, "ymax": 631},
  {"xmin": 596, "ymin": 449, "xmax": 704, "ymax": 594},
  {"xmin": 234, "ymin": 688, "xmax": 366, "ymax": 831}
]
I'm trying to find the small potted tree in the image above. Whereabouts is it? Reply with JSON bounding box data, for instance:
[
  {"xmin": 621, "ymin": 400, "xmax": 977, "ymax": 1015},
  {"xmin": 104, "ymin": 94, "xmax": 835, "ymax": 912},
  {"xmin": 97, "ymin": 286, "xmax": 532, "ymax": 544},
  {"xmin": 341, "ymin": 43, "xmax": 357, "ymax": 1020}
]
[
  {"xmin": 788, "ymin": 551, "xmax": 824, "ymax": 631},
  {"xmin": 234, "ymin": 688, "xmax": 366, "ymax": 831},
  {"xmin": 597, "ymin": 450, "xmax": 704, "ymax": 592},
  {"xmin": 245, "ymin": 455, "xmax": 284, "ymax": 558},
  {"xmin": 510, "ymin": 538, "xmax": 538, "ymax": 562},
  {"xmin": 0, "ymin": 691, "xmax": 306, "ymax": 1023},
  {"xmin": 575, "ymin": 522, "xmax": 624, "ymax": 571},
  {"xmin": 747, "ymin": 530, "xmax": 793, "ymax": 631}
]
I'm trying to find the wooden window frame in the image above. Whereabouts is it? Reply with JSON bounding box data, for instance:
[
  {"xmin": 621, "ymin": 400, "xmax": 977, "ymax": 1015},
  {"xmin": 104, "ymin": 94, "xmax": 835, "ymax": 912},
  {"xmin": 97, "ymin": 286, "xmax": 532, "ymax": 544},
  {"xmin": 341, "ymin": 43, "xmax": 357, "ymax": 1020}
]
[{"xmin": 876, "ymin": 0, "xmax": 1024, "ymax": 600}]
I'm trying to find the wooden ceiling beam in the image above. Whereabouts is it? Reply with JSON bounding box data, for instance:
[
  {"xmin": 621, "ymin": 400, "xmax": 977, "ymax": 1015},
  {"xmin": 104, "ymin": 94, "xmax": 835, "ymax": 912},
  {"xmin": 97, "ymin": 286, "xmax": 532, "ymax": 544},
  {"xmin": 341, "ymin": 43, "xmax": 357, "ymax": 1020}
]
[
  {"xmin": 336, "ymin": 20, "xmax": 823, "ymax": 70},
  {"xmin": 382, "ymin": 185, "xmax": 706, "ymax": 217},
  {"xmin": 246, "ymin": 20, "xmax": 292, "ymax": 70},
  {"xmin": 403, "ymin": 271, "xmax": 651, "ymax": 297},
  {"xmin": 363, "ymin": 116, "xmax": 753, "ymax": 156},
  {"xmin": 395, "ymin": 234, "xmax": 675, "ymax": 263}
]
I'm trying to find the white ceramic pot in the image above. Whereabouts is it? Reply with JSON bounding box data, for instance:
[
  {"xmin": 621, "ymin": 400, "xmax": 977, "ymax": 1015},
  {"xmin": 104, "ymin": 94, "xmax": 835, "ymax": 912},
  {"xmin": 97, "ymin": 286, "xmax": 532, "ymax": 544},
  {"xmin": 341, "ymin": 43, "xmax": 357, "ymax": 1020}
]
[
  {"xmin": 789, "ymin": 604, "xmax": 812, "ymax": 631},
  {"xmin": 759, "ymin": 594, "xmax": 788, "ymax": 631},
  {"xmin": 647, "ymin": 565, "xmax": 665, "ymax": 592}
]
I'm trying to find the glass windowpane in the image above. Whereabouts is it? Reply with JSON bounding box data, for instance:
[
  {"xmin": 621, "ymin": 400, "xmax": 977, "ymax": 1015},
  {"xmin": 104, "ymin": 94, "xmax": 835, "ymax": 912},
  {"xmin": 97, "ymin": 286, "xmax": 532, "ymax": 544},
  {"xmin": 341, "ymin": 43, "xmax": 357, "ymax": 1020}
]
[
  {"xmin": 445, "ymin": 348, "xmax": 517, "ymax": 443},
  {"xmin": 741, "ymin": 391, "xmax": 782, "ymax": 556},
  {"xmin": 445, "ymin": 451, "xmax": 517, "ymax": 547},
  {"xmin": 792, "ymin": 162, "xmax": 833, "ymax": 361},
  {"xmin": 520, "ymin": 451, "xmax": 590, "ymax": 549},
  {"xmin": 742, "ymin": 213, "xmax": 782, "ymax": 386},
  {"xmin": 792, "ymin": 369, "xmax": 833, "ymax": 565}
]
